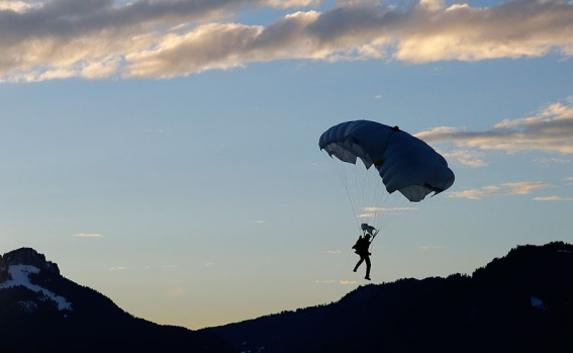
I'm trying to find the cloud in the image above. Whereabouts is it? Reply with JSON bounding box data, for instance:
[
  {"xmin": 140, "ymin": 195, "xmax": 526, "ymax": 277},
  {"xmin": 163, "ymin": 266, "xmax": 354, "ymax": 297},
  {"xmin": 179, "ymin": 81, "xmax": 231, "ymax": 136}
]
[
  {"xmin": 533, "ymin": 195, "xmax": 573, "ymax": 201},
  {"xmin": 326, "ymin": 249, "xmax": 342, "ymax": 255},
  {"xmin": 2, "ymin": 0, "xmax": 573, "ymax": 81},
  {"xmin": 72, "ymin": 232, "xmax": 103, "ymax": 238},
  {"xmin": 449, "ymin": 185, "xmax": 501, "ymax": 200},
  {"xmin": 441, "ymin": 149, "xmax": 487, "ymax": 168},
  {"xmin": 533, "ymin": 157, "xmax": 571, "ymax": 165},
  {"xmin": 0, "ymin": 1, "xmax": 34, "ymax": 13},
  {"xmin": 357, "ymin": 206, "xmax": 416, "ymax": 218},
  {"xmin": 125, "ymin": 1, "xmax": 573, "ymax": 78},
  {"xmin": 565, "ymin": 177, "xmax": 573, "ymax": 184},
  {"xmin": 449, "ymin": 181, "xmax": 549, "ymax": 200},
  {"xmin": 108, "ymin": 266, "xmax": 127, "ymax": 271},
  {"xmin": 264, "ymin": 0, "xmax": 320, "ymax": 9},
  {"xmin": 504, "ymin": 181, "xmax": 548, "ymax": 195},
  {"xmin": 417, "ymin": 99, "xmax": 573, "ymax": 155},
  {"xmin": 0, "ymin": 0, "xmax": 319, "ymax": 81}
]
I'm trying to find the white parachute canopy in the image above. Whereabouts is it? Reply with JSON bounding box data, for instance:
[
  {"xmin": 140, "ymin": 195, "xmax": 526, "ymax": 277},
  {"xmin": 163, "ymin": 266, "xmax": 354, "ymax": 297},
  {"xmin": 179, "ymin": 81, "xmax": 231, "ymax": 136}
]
[{"xmin": 319, "ymin": 120, "xmax": 455, "ymax": 202}]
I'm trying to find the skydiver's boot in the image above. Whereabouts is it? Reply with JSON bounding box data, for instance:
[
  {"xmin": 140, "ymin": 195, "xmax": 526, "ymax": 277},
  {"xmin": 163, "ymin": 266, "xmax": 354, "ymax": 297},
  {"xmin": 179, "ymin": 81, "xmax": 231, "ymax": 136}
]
[{"xmin": 365, "ymin": 276, "xmax": 371, "ymax": 281}]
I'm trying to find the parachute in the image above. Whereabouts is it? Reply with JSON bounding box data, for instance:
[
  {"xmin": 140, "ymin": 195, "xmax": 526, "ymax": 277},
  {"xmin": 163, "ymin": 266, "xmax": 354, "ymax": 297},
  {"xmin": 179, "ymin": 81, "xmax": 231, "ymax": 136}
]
[{"xmin": 319, "ymin": 120, "xmax": 455, "ymax": 203}]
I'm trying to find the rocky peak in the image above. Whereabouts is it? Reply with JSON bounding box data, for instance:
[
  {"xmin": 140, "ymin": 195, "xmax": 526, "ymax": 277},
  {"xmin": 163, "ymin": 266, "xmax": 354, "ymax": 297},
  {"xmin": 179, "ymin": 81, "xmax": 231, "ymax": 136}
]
[{"xmin": 2, "ymin": 248, "xmax": 60, "ymax": 276}]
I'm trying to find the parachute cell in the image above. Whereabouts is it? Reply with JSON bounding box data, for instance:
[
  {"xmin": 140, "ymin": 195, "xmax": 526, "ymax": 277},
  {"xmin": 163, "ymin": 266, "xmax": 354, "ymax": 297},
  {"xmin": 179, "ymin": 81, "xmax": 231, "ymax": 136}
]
[{"xmin": 319, "ymin": 120, "xmax": 455, "ymax": 202}]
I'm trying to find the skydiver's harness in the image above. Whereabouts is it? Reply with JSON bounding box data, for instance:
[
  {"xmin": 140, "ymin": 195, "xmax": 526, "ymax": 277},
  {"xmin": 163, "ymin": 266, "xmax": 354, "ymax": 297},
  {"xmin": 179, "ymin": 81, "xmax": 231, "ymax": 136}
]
[{"xmin": 352, "ymin": 230, "xmax": 378, "ymax": 256}]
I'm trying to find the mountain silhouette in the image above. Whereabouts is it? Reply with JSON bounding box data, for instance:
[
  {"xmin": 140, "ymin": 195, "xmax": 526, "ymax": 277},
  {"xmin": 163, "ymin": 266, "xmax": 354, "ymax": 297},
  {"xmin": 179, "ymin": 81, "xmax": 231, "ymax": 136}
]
[
  {"xmin": 0, "ymin": 248, "xmax": 231, "ymax": 353},
  {"xmin": 1, "ymin": 242, "xmax": 572, "ymax": 353},
  {"xmin": 201, "ymin": 242, "xmax": 573, "ymax": 353}
]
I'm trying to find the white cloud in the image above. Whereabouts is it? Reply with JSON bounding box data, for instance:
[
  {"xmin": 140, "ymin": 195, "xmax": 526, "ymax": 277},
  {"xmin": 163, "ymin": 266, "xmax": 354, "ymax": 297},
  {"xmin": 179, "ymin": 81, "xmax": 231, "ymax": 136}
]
[
  {"xmin": 533, "ymin": 157, "xmax": 571, "ymax": 165},
  {"xmin": 264, "ymin": 0, "xmax": 321, "ymax": 8},
  {"xmin": 326, "ymin": 249, "xmax": 342, "ymax": 255},
  {"xmin": 417, "ymin": 99, "xmax": 573, "ymax": 155},
  {"xmin": 358, "ymin": 206, "xmax": 416, "ymax": 218},
  {"xmin": 565, "ymin": 177, "xmax": 573, "ymax": 184},
  {"xmin": 533, "ymin": 195, "xmax": 573, "ymax": 201},
  {"xmin": 503, "ymin": 181, "xmax": 548, "ymax": 195},
  {"xmin": 72, "ymin": 233, "xmax": 103, "ymax": 238},
  {"xmin": 448, "ymin": 186, "xmax": 501, "ymax": 200},
  {"xmin": 362, "ymin": 206, "xmax": 417, "ymax": 213},
  {"xmin": 108, "ymin": 266, "xmax": 127, "ymax": 271},
  {"xmin": 441, "ymin": 149, "xmax": 487, "ymax": 168},
  {"xmin": 1, "ymin": 0, "xmax": 573, "ymax": 81},
  {"xmin": 449, "ymin": 181, "xmax": 549, "ymax": 200},
  {"xmin": 0, "ymin": 1, "xmax": 34, "ymax": 13},
  {"xmin": 127, "ymin": 1, "xmax": 573, "ymax": 78},
  {"xmin": 255, "ymin": 220, "xmax": 266, "ymax": 224}
]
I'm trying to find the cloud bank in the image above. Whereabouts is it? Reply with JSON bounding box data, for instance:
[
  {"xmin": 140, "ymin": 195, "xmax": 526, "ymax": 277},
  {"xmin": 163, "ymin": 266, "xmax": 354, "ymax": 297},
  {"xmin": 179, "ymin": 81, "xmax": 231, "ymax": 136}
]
[
  {"xmin": 2, "ymin": 0, "xmax": 573, "ymax": 81},
  {"xmin": 533, "ymin": 195, "xmax": 573, "ymax": 201},
  {"xmin": 449, "ymin": 181, "xmax": 549, "ymax": 200},
  {"xmin": 357, "ymin": 206, "xmax": 417, "ymax": 218},
  {"xmin": 417, "ymin": 98, "xmax": 573, "ymax": 155}
]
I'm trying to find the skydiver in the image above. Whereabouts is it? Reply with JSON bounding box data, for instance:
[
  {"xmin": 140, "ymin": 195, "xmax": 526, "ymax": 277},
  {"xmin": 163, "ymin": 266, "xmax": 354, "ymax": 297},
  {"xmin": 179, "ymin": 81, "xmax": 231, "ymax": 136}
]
[{"xmin": 352, "ymin": 223, "xmax": 378, "ymax": 280}]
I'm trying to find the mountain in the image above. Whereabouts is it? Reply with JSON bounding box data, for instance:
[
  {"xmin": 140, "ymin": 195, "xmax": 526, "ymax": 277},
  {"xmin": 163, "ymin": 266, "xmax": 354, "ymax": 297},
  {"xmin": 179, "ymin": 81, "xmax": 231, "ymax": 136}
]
[
  {"xmin": 202, "ymin": 242, "xmax": 573, "ymax": 353},
  {"xmin": 0, "ymin": 248, "xmax": 231, "ymax": 353},
  {"xmin": 1, "ymin": 243, "xmax": 572, "ymax": 353}
]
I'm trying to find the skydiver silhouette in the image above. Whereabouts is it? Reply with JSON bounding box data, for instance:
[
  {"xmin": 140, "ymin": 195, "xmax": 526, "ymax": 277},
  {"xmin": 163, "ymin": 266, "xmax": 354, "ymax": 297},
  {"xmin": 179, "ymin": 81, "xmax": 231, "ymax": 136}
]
[{"xmin": 352, "ymin": 223, "xmax": 379, "ymax": 280}]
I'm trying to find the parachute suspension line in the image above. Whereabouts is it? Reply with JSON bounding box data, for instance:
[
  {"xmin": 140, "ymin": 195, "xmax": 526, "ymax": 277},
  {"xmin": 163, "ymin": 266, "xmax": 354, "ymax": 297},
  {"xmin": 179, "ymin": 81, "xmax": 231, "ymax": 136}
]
[
  {"xmin": 327, "ymin": 155, "xmax": 361, "ymax": 232},
  {"xmin": 343, "ymin": 171, "xmax": 361, "ymax": 232},
  {"xmin": 373, "ymin": 174, "xmax": 385, "ymax": 229},
  {"xmin": 370, "ymin": 184, "xmax": 388, "ymax": 251},
  {"xmin": 374, "ymin": 190, "xmax": 389, "ymax": 232},
  {"xmin": 352, "ymin": 161, "xmax": 373, "ymax": 232},
  {"xmin": 361, "ymin": 165, "xmax": 385, "ymax": 232}
]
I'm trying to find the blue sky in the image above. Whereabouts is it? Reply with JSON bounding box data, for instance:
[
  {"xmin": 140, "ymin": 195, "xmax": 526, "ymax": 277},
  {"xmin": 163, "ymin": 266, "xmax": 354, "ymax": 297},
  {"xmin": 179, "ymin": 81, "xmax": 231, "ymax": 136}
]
[{"xmin": 0, "ymin": 0, "xmax": 572, "ymax": 328}]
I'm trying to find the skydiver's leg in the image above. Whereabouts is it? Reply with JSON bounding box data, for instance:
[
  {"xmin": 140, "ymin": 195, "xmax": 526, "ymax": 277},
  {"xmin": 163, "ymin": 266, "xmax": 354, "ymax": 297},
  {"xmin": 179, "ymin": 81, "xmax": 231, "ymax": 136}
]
[
  {"xmin": 364, "ymin": 256, "xmax": 371, "ymax": 280},
  {"xmin": 353, "ymin": 256, "xmax": 364, "ymax": 272}
]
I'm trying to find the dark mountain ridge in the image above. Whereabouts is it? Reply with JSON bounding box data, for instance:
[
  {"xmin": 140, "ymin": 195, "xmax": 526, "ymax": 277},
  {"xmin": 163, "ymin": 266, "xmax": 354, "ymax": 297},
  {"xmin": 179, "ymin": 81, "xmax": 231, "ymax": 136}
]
[
  {"xmin": 1, "ymin": 242, "xmax": 572, "ymax": 353},
  {"xmin": 202, "ymin": 242, "xmax": 573, "ymax": 353}
]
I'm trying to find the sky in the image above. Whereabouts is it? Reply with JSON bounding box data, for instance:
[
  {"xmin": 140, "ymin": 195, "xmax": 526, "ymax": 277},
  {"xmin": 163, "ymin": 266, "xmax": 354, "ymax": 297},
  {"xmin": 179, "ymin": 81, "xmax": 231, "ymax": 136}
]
[{"xmin": 0, "ymin": 0, "xmax": 572, "ymax": 329}]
